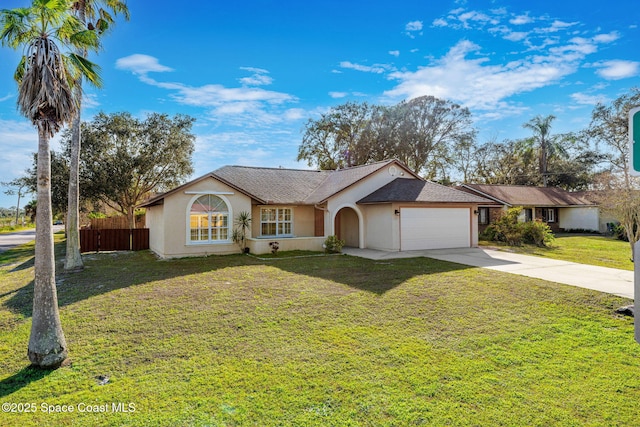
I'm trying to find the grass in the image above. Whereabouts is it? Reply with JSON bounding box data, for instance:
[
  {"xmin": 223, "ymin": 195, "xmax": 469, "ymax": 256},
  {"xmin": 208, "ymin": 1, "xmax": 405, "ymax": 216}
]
[
  {"xmin": 481, "ymin": 234, "xmax": 635, "ymax": 271},
  {"xmin": 0, "ymin": 224, "xmax": 35, "ymax": 234},
  {"xmin": 1, "ymin": 238, "xmax": 639, "ymax": 426}
]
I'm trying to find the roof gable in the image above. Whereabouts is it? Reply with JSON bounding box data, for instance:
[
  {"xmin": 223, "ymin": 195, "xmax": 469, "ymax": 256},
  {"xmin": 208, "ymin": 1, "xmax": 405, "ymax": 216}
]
[{"xmin": 305, "ymin": 160, "xmax": 416, "ymax": 203}]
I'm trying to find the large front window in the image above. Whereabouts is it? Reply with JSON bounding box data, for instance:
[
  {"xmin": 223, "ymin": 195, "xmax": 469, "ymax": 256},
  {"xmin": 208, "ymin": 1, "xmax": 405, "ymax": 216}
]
[
  {"xmin": 261, "ymin": 207, "xmax": 292, "ymax": 236},
  {"xmin": 189, "ymin": 195, "xmax": 229, "ymax": 242}
]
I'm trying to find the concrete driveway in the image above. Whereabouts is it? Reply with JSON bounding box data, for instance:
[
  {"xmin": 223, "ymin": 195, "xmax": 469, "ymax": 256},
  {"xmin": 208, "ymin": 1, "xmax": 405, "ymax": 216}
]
[{"xmin": 342, "ymin": 247, "xmax": 634, "ymax": 300}]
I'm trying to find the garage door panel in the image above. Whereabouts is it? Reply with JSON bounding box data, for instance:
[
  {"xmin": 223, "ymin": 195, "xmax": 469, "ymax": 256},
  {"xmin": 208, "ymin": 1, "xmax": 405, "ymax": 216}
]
[{"xmin": 401, "ymin": 208, "xmax": 470, "ymax": 250}]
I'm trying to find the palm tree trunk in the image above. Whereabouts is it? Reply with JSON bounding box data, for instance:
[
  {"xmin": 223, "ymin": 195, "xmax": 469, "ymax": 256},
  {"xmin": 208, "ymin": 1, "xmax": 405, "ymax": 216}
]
[
  {"xmin": 15, "ymin": 191, "xmax": 21, "ymax": 226},
  {"xmin": 64, "ymin": 108, "xmax": 84, "ymax": 270},
  {"xmin": 540, "ymin": 138, "xmax": 548, "ymax": 187},
  {"xmin": 28, "ymin": 125, "xmax": 68, "ymax": 368}
]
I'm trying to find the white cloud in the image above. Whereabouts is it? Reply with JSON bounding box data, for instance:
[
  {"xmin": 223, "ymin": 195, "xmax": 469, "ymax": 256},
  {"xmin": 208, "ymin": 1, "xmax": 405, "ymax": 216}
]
[
  {"xmin": 405, "ymin": 21, "xmax": 423, "ymax": 31},
  {"xmin": 115, "ymin": 54, "xmax": 173, "ymax": 74},
  {"xmin": 593, "ymin": 31, "xmax": 620, "ymax": 44},
  {"xmin": 432, "ymin": 18, "xmax": 448, "ymax": 27},
  {"xmin": 440, "ymin": 8, "xmax": 502, "ymax": 30},
  {"xmin": 388, "ymin": 50, "xmax": 400, "ymax": 57},
  {"xmin": 117, "ymin": 57, "xmax": 298, "ymax": 126},
  {"xmin": 283, "ymin": 108, "xmax": 306, "ymax": 121},
  {"xmin": 383, "ymin": 39, "xmax": 582, "ymax": 112},
  {"xmin": 81, "ymin": 93, "xmax": 100, "ymax": 109},
  {"xmin": 0, "ymin": 93, "xmax": 12, "ymax": 102},
  {"xmin": 329, "ymin": 91, "xmax": 347, "ymax": 98},
  {"xmin": 538, "ymin": 20, "xmax": 578, "ymax": 33},
  {"xmin": 571, "ymin": 92, "xmax": 609, "ymax": 105},
  {"xmin": 168, "ymin": 84, "xmax": 294, "ymax": 108},
  {"xmin": 405, "ymin": 20, "xmax": 423, "ymax": 38},
  {"xmin": 340, "ymin": 61, "xmax": 393, "ymax": 74},
  {"xmin": 549, "ymin": 37, "xmax": 598, "ymax": 58},
  {"xmin": 594, "ymin": 60, "xmax": 640, "ymax": 80},
  {"xmin": 238, "ymin": 67, "xmax": 273, "ymax": 86},
  {"xmin": 504, "ymin": 31, "xmax": 528, "ymax": 42},
  {"xmin": 240, "ymin": 66, "xmax": 268, "ymax": 74},
  {"xmin": 510, "ymin": 14, "xmax": 533, "ymax": 25},
  {"xmin": 457, "ymin": 11, "xmax": 498, "ymax": 28}
]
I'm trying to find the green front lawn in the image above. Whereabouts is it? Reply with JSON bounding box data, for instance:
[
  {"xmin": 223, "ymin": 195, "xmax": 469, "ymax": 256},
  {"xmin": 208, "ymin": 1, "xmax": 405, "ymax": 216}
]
[
  {"xmin": 1, "ymin": 240, "xmax": 639, "ymax": 426},
  {"xmin": 0, "ymin": 224, "xmax": 35, "ymax": 234},
  {"xmin": 481, "ymin": 234, "xmax": 635, "ymax": 271}
]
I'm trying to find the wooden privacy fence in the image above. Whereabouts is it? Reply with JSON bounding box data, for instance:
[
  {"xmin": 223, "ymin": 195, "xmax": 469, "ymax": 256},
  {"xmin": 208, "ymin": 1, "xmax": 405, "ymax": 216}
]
[
  {"xmin": 88, "ymin": 215, "xmax": 145, "ymax": 229},
  {"xmin": 80, "ymin": 229, "xmax": 149, "ymax": 252}
]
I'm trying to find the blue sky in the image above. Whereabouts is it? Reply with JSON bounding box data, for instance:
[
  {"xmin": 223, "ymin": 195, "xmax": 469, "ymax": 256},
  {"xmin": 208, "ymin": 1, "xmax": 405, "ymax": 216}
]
[{"xmin": 1, "ymin": 0, "xmax": 639, "ymax": 208}]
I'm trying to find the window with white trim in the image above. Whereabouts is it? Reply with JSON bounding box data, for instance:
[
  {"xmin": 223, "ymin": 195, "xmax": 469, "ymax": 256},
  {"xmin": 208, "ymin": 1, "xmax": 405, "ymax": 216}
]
[
  {"xmin": 189, "ymin": 195, "xmax": 229, "ymax": 242},
  {"xmin": 543, "ymin": 208, "xmax": 555, "ymax": 223},
  {"xmin": 260, "ymin": 207, "xmax": 293, "ymax": 237}
]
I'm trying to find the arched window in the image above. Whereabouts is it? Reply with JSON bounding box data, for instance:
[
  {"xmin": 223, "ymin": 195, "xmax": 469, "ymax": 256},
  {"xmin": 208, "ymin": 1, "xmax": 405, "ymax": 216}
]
[{"xmin": 189, "ymin": 195, "xmax": 229, "ymax": 242}]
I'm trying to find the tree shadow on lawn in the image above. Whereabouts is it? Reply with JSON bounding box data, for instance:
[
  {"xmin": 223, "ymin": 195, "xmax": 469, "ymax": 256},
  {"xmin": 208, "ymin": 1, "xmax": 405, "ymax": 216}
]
[
  {"xmin": 0, "ymin": 365, "xmax": 53, "ymax": 398},
  {"xmin": 253, "ymin": 253, "xmax": 470, "ymax": 295},
  {"xmin": 3, "ymin": 249, "xmax": 256, "ymax": 318},
  {"xmin": 3, "ymin": 246, "xmax": 471, "ymax": 319}
]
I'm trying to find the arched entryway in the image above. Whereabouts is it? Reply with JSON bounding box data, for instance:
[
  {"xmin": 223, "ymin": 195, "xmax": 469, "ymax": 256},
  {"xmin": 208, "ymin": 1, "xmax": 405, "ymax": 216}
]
[{"xmin": 334, "ymin": 206, "xmax": 361, "ymax": 248}]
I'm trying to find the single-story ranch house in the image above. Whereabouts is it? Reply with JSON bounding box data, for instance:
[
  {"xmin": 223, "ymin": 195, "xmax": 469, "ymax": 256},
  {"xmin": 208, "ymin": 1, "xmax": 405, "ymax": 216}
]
[
  {"xmin": 458, "ymin": 183, "xmax": 601, "ymax": 234},
  {"xmin": 140, "ymin": 160, "xmax": 490, "ymax": 258}
]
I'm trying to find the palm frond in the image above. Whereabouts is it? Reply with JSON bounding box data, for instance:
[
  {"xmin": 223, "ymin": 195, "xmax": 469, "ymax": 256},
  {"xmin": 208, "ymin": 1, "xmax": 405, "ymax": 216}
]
[
  {"xmin": 104, "ymin": 0, "xmax": 130, "ymax": 20},
  {"xmin": 67, "ymin": 52, "xmax": 102, "ymax": 87},
  {"xmin": 17, "ymin": 36, "xmax": 77, "ymax": 136},
  {"xmin": 13, "ymin": 55, "xmax": 26, "ymax": 83},
  {"xmin": 94, "ymin": 18, "xmax": 109, "ymax": 33},
  {"xmin": 98, "ymin": 8, "xmax": 114, "ymax": 24},
  {"xmin": 57, "ymin": 13, "xmax": 84, "ymax": 41},
  {"xmin": 0, "ymin": 8, "xmax": 34, "ymax": 48},
  {"xmin": 68, "ymin": 28, "xmax": 100, "ymax": 50}
]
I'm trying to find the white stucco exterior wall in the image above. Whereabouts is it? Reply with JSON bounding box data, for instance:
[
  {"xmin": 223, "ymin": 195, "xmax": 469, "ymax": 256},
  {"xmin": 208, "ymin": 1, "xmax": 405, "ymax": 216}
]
[
  {"xmin": 155, "ymin": 177, "xmax": 253, "ymax": 258},
  {"xmin": 145, "ymin": 204, "xmax": 165, "ymax": 256},
  {"xmin": 361, "ymin": 204, "xmax": 395, "ymax": 251},
  {"xmin": 325, "ymin": 167, "xmax": 415, "ymax": 248},
  {"xmin": 559, "ymin": 207, "xmax": 600, "ymax": 232}
]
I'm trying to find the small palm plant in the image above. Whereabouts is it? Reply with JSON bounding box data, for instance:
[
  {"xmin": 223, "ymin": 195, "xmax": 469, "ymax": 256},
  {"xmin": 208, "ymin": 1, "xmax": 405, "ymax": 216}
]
[{"xmin": 231, "ymin": 211, "xmax": 252, "ymax": 253}]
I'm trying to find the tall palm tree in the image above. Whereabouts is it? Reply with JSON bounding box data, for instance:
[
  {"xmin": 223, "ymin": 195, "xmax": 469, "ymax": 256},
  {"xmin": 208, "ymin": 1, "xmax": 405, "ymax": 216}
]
[
  {"xmin": 64, "ymin": 0, "xmax": 129, "ymax": 271},
  {"xmin": 523, "ymin": 114, "xmax": 564, "ymax": 187},
  {"xmin": 0, "ymin": 0, "xmax": 101, "ymax": 368}
]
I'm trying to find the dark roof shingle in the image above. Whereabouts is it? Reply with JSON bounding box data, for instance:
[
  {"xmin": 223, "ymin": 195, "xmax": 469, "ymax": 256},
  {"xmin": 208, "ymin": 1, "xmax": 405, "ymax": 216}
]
[
  {"xmin": 461, "ymin": 184, "xmax": 596, "ymax": 206},
  {"xmin": 359, "ymin": 178, "xmax": 491, "ymax": 204}
]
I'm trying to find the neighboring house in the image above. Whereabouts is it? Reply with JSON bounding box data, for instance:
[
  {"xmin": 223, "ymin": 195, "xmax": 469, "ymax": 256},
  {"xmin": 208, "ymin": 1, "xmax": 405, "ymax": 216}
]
[
  {"xmin": 140, "ymin": 160, "xmax": 490, "ymax": 258},
  {"xmin": 459, "ymin": 184, "xmax": 600, "ymax": 233}
]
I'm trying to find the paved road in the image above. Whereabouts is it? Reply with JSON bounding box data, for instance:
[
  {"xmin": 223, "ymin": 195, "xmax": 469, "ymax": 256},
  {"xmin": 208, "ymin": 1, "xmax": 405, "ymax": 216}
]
[
  {"xmin": 0, "ymin": 225, "xmax": 65, "ymax": 253},
  {"xmin": 342, "ymin": 247, "xmax": 634, "ymax": 299}
]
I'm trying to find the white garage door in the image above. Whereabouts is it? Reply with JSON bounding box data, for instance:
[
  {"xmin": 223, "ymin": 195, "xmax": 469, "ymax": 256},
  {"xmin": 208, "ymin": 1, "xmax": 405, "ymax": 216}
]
[{"xmin": 400, "ymin": 208, "xmax": 471, "ymax": 250}]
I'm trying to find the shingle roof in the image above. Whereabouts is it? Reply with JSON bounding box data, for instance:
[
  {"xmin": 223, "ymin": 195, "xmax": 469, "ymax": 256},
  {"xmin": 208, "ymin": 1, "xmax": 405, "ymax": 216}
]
[
  {"xmin": 212, "ymin": 165, "xmax": 330, "ymax": 204},
  {"xmin": 212, "ymin": 160, "xmax": 405, "ymax": 204},
  {"xmin": 461, "ymin": 184, "xmax": 596, "ymax": 206},
  {"xmin": 140, "ymin": 160, "xmax": 485, "ymax": 207},
  {"xmin": 358, "ymin": 178, "xmax": 491, "ymax": 204}
]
